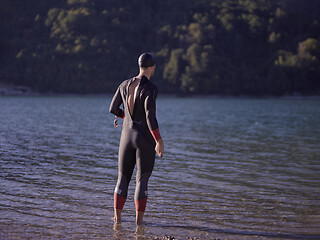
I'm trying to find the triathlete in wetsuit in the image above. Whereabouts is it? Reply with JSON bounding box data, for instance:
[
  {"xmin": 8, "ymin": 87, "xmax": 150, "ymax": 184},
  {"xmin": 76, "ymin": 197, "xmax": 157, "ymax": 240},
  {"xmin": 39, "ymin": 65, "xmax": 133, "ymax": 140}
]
[{"xmin": 109, "ymin": 53, "xmax": 164, "ymax": 225}]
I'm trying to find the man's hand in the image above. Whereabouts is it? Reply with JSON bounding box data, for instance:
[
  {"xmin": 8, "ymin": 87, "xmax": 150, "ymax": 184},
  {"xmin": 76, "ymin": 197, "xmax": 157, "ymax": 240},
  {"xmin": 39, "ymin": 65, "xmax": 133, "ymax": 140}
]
[{"xmin": 155, "ymin": 138, "xmax": 164, "ymax": 157}]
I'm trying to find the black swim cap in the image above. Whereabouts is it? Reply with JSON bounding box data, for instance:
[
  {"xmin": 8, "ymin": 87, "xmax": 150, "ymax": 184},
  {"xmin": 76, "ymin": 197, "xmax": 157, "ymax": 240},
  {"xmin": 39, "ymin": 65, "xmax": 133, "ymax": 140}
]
[{"xmin": 138, "ymin": 53, "xmax": 156, "ymax": 68}]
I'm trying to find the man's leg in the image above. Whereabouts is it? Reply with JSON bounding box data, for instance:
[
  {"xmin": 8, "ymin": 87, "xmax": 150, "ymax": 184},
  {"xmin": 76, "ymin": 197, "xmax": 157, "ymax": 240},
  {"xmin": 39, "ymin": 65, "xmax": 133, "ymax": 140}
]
[
  {"xmin": 114, "ymin": 193, "xmax": 126, "ymax": 222},
  {"xmin": 134, "ymin": 143, "xmax": 155, "ymax": 225},
  {"xmin": 134, "ymin": 187, "xmax": 148, "ymax": 225},
  {"xmin": 136, "ymin": 210, "xmax": 145, "ymax": 225},
  {"xmin": 114, "ymin": 135, "xmax": 135, "ymax": 222}
]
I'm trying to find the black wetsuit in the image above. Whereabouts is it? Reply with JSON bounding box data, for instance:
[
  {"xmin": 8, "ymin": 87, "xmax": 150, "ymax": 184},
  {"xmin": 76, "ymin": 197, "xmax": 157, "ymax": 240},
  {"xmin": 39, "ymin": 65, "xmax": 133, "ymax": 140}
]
[{"xmin": 109, "ymin": 76, "xmax": 161, "ymax": 212}]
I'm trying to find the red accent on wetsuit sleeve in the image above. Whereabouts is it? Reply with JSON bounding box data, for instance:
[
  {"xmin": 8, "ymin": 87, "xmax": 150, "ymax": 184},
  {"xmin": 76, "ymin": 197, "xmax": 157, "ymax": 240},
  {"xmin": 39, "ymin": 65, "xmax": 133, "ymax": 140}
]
[
  {"xmin": 135, "ymin": 198, "xmax": 147, "ymax": 212},
  {"xmin": 114, "ymin": 193, "xmax": 126, "ymax": 210},
  {"xmin": 151, "ymin": 128, "xmax": 161, "ymax": 141}
]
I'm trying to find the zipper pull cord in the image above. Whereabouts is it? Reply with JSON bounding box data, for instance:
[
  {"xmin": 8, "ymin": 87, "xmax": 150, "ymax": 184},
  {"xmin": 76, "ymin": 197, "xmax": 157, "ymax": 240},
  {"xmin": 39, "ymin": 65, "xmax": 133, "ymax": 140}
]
[{"xmin": 114, "ymin": 116, "xmax": 124, "ymax": 128}]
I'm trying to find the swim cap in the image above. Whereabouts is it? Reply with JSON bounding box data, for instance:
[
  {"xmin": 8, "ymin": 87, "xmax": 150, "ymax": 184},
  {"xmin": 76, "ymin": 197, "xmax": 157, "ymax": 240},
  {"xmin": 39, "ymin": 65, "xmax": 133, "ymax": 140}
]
[{"xmin": 138, "ymin": 53, "xmax": 156, "ymax": 68}]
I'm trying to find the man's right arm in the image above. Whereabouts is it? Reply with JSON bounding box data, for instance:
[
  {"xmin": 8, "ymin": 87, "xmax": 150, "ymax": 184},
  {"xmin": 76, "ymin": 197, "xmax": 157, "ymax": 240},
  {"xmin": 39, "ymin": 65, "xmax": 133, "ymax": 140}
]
[{"xmin": 144, "ymin": 87, "xmax": 164, "ymax": 157}]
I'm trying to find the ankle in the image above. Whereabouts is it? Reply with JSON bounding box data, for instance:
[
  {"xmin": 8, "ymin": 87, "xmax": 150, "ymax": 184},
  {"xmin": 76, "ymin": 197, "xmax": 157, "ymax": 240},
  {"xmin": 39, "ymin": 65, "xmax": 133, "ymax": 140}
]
[
  {"xmin": 135, "ymin": 211, "xmax": 144, "ymax": 225},
  {"xmin": 114, "ymin": 208, "xmax": 122, "ymax": 222}
]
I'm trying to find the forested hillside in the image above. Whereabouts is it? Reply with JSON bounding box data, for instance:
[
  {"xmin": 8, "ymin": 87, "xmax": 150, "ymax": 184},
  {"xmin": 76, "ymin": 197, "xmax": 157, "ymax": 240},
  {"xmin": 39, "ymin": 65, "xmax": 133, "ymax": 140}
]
[{"xmin": 1, "ymin": 0, "xmax": 320, "ymax": 95}]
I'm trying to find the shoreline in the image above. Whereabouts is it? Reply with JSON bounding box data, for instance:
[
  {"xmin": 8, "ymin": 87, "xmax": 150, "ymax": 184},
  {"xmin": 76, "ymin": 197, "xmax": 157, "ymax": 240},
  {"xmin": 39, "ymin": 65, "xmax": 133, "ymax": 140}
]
[{"xmin": 1, "ymin": 84, "xmax": 320, "ymax": 100}]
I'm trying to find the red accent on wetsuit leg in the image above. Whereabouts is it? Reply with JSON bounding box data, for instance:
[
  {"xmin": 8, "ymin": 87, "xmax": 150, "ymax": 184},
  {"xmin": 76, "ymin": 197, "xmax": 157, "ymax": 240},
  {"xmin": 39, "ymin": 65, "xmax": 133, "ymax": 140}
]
[
  {"xmin": 150, "ymin": 128, "xmax": 161, "ymax": 141},
  {"xmin": 135, "ymin": 198, "xmax": 147, "ymax": 212},
  {"xmin": 114, "ymin": 193, "xmax": 126, "ymax": 210}
]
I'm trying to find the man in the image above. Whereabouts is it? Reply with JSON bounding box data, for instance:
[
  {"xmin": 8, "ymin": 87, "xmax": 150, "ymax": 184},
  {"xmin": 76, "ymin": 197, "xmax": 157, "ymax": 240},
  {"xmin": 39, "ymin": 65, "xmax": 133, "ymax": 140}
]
[{"xmin": 109, "ymin": 52, "xmax": 164, "ymax": 225}]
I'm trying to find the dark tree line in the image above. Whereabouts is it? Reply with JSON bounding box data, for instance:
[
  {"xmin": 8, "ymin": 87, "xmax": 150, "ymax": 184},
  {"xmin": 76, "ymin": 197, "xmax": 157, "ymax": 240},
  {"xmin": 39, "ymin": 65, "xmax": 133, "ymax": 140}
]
[{"xmin": 1, "ymin": 0, "xmax": 320, "ymax": 95}]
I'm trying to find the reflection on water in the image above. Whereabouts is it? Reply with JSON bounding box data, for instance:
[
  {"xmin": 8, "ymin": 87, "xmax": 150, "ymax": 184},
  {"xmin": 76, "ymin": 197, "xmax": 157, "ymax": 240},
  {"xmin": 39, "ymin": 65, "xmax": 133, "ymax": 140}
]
[{"xmin": 0, "ymin": 96, "xmax": 320, "ymax": 239}]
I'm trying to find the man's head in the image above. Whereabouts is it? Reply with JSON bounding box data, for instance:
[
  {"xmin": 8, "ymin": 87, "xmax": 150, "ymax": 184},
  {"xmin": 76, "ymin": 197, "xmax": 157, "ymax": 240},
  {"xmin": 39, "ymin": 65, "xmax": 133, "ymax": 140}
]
[
  {"xmin": 138, "ymin": 52, "xmax": 156, "ymax": 77},
  {"xmin": 138, "ymin": 52, "xmax": 156, "ymax": 68}
]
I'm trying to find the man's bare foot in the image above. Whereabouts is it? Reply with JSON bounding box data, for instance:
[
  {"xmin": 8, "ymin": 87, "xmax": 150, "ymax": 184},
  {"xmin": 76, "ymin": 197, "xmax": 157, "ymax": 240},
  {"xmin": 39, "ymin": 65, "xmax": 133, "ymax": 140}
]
[
  {"xmin": 113, "ymin": 221, "xmax": 122, "ymax": 231},
  {"xmin": 135, "ymin": 224, "xmax": 145, "ymax": 237}
]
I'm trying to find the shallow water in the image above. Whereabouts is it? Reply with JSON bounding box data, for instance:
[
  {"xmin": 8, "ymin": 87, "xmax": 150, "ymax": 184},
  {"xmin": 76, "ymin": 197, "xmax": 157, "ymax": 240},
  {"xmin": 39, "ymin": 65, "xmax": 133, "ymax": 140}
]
[{"xmin": 0, "ymin": 96, "xmax": 319, "ymax": 239}]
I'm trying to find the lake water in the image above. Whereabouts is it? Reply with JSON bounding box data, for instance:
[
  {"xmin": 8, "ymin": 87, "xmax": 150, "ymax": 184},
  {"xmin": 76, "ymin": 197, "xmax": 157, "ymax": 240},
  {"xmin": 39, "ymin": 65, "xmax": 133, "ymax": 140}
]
[{"xmin": 0, "ymin": 96, "xmax": 319, "ymax": 240}]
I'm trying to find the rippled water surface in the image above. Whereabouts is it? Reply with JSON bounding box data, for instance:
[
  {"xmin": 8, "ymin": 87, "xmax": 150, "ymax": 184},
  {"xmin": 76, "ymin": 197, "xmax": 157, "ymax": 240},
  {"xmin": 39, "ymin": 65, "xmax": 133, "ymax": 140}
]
[{"xmin": 0, "ymin": 96, "xmax": 319, "ymax": 239}]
